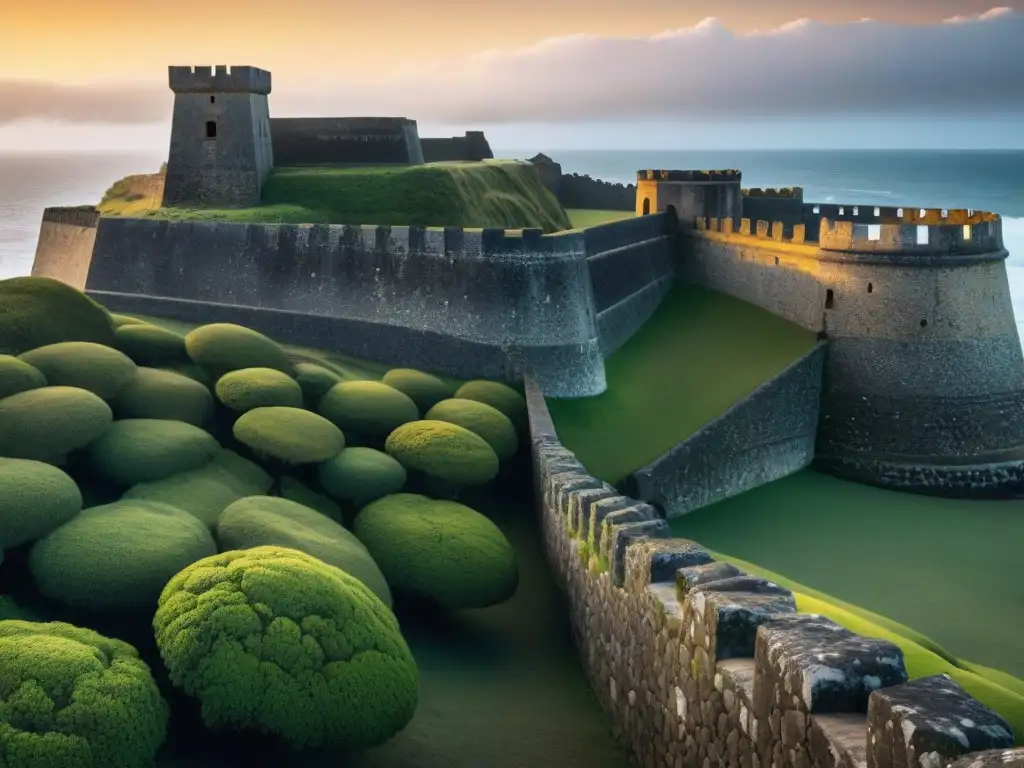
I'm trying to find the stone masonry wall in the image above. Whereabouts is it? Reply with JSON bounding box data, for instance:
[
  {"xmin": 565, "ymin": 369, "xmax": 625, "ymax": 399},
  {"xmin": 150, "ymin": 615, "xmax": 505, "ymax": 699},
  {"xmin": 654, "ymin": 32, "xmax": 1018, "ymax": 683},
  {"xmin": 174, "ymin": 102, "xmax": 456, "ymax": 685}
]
[
  {"xmin": 81, "ymin": 218, "xmax": 605, "ymax": 397},
  {"xmin": 524, "ymin": 375, "xmax": 1022, "ymax": 768},
  {"xmin": 30, "ymin": 206, "xmax": 100, "ymax": 290},
  {"xmin": 629, "ymin": 342, "xmax": 825, "ymax": 519}
]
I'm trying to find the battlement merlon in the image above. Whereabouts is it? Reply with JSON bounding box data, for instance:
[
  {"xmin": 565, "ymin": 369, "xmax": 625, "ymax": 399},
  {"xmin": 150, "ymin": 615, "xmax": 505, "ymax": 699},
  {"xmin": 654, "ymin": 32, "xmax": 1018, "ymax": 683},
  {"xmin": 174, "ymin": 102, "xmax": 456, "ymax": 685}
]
[
  {"xmin": 637, "ymin": 169, "xmax": 742, "ymax": 183},
  {"xmin": 168, "ymin": 65, "xmax": 271, "ymax": 95}
]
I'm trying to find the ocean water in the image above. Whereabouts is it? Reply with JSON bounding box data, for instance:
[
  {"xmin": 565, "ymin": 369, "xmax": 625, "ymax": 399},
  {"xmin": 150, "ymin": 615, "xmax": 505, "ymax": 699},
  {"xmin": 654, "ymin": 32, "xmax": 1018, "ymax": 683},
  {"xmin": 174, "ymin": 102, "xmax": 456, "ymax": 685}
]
[{"xmin": 2, "ymin": 148, "xmax": 1023, "ymax": 336}]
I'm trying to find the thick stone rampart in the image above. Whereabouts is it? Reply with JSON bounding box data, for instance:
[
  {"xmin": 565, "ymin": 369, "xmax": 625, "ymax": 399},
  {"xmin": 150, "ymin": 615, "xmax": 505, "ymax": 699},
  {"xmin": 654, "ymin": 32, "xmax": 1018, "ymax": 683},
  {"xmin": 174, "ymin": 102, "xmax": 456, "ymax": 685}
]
[
  {"xmin": 420, "ymin": 131, "xmax": 493, "ymax": 163},
  {"xmin": 680, "ymin": 214, "xmax": 1024, "ymax": 495},
  {"xmin": 524, "ymin": 375, "xmax": 1022, "ymax": 768},
  {"xmin": 269, "ymin": 117, "xmax": 424, "ymax": 166},
  {"xmin": 629, "ymin": 342, "xmax": 825, "ymax": 518},
  {"xmin": 583, "ymin": 213, "xmax": 676, "ymax": 355},
  {"xmin": 82, "ymin": 218, "xmax": 604, "ymax": 397},
  {"xmin": 30, "ymin": 206, "xmax": 100, "ymax": 290}
]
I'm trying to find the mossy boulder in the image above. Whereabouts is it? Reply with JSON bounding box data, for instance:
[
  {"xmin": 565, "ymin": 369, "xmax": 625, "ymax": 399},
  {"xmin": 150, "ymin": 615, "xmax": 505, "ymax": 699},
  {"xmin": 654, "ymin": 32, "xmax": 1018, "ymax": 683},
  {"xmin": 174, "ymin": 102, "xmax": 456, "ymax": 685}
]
[
  {"xmin": 18, "ymin": 341, "xmax": 137, "ymax": 400},
  {"xmin": 354, "ymin": 493, "xmax": 518, "ymax": 609},
  {"xmin": 454, "ymin": 380, "xmax": 527, "ymax": 428},
  {"xmin": 0, "ymin": 620, "xmax": 168, "ymax": 767},
  {"xmin": 0, "ymin": 276, "xmax": 115, "ymax": 355},
  {"xmin": 425, "ymin": 398, "xmax": 519, "ymax": 461},
  {"xmin": 123, "ymin": 449, "xmax": 272, "ymax": 528},
  {"xmin": 113, "ymin": 323, "xmax": 188, "ymax": 366},
  {"xmin": 385, "ymin": 420, "xmax": 499, "ymax": 488},
  {"xmin": 159, "ymin": 362, "xmax": 212, "ymax": 386},
  {"xmin": 319, "ymin": 380, "xmax": 419, "ymax": 437},
  {"xmin": 87, "ymin": 418, "xmax": 220, "ymax": 486},
  {"xmin": 294, "ymin": 362, "xmax": 342, "ymax": 405},
  {"xmin": 215, "ymin": 367, "xmax": 304, "ymax": 412},
  {"xmin": 184, "ymin": 323, "xmax": 293, "ymax": 376},
  {"xmin": 233, "ymin": 406, "xmax": 345, "ymax": 466},
  {"xmin": 281, "ymin": 476, "xmax": 342, "ymax": 521},
  {"xmin": 0, "ymin": 354, "xmax": 47, "ymax": 399},
  {"xmin": 216, "ymin": 496, "xmax": 391, "ymax": 606},
  {"xmin": 381, "ymin": 369, "xmax": 456, "ymax": 412},
  {"xmin": 318, "ymin": 447, "xmax": 407, "ymax": 508},
  {"xmin": 112, "ymin": 367, "xmax": 215, "ymax": 426},
  {"xmin": 153, "ymin": 547, "xmax": 418, "ymax": 750},
  {"xmin": 0, "ymin": 386, "xmax": 113, "ymax": 464},
  {"xmin": 111, "ymin": 313, "xmax": 148, "ymax": 328},
  {"xmin": 29, "ymin": 500, "xmax": 217, "ymax": 611},
  {"xmin": 0, "ymin": 458, "xmax": 82, "ymax": 548}
]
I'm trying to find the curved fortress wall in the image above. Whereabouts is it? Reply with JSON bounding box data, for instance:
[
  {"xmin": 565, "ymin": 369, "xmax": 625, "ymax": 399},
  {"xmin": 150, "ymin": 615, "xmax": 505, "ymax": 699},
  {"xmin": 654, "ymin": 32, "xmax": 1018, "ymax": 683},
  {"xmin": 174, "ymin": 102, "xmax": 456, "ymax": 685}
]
[
  {"xmin": 30, "ymin": 207, "xmax": 100, "ymax": 289},
  {"xmin": 83, "ymin": 218, "xmax": 614, "ymax": 397},
  {"xmin": 676, "ymin": 199, "xmax": 1024, "ymax": 493},
  {"xmin": 524, "ymin": 378, "xmax": 1021, "ymax": 768}
]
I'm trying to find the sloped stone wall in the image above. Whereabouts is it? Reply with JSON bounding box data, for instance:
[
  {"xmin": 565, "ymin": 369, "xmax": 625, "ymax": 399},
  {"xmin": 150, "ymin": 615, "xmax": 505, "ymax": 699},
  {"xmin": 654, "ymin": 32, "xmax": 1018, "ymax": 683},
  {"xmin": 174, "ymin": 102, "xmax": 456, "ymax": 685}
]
[{"xmin": 524, "ymin": 375, "xmax": 1021, "ymax": 768}]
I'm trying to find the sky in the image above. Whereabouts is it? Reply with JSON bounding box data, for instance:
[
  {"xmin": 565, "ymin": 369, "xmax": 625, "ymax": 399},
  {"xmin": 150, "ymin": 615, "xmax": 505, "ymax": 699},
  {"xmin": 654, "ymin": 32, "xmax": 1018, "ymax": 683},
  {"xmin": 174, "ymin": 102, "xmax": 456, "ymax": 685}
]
[{"xmin": 1, "ymin": 1, "xmax": 1022, "ymax": 151}]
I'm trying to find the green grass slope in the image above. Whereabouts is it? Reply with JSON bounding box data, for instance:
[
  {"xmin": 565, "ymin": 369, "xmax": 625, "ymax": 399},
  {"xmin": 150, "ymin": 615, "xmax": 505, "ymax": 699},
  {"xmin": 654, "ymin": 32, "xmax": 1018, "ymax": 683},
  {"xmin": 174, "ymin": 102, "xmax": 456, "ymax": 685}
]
[
  {"xmin": 670, "ymin": 470, "xmax": 1024, "ymax": 680},
  {"xmin": 708, "ymin": 550, "xmax": 1024, "ymax": 742},
  {"xmin": 546, "ymin": 284, "xmax": 817, "ymax": 484},
  {"xmin": 99, "ymin": 160, "xmax": 571, "ymax": 233},
  {"xmin": 566, "ymin": 209, "xmax": 635, "ymax": 229}
]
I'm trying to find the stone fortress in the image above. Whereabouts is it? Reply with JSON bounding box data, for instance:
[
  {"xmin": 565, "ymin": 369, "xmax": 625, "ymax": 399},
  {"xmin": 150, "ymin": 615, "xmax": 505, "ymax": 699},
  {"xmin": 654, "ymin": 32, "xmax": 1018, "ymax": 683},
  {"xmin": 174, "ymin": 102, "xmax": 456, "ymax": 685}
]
[{"xmin": 28, "ymin": 63, "xmax": 1024, "ymax": 768}]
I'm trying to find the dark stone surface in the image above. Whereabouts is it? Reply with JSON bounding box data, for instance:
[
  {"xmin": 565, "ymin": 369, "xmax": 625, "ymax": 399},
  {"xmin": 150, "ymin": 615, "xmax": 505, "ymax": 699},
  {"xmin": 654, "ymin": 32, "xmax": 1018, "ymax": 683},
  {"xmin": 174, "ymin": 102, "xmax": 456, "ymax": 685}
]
[
  {"xmin": 270, "ymin": 117, "xmax": 424, "ymax": 166},
  {"xmin": 755, "ymin": 614, "xmax": 908, "ymax": 714},
  {"xmin": 585, "ymin": 496, "xmax": 639, "ymax": 543},
  {"xmin": 557, "ymin": 173, "xmax": 636, "ymax": 211},
  {"xmin": 631, "ymin": 342, "xmax": 824, "ymax": 518},
  {"xmin": 639, "ymin": 539, "xmax": 712, "ymax": 584},
  {"xmin": 691, "ymin": 576, "xmax": 796, "ymax": 660},
  {"xmin": 610, "ymin": 518, "xmax": 671, "ymax": 588},
  {"xmin": 808, "ymin": 714, "xmax": 869, "ymax": 768},
  {"xmin": 677, "ymin": 561, "xmax": 743, "ymax": 594},
  {"xmin": 421, "ymin": 131, "xmax": 493, "ymax": 163},
  {"xmin": 565, "ymin": 485, "xmax": 618, "ymax": 534},
  {"xmin": 947, "ymin": 748, "xmax": 1024, "ymax": 767},
  {"xmin": 868, "ymin": 675, "xmax": 1015, "ymax": 768}
]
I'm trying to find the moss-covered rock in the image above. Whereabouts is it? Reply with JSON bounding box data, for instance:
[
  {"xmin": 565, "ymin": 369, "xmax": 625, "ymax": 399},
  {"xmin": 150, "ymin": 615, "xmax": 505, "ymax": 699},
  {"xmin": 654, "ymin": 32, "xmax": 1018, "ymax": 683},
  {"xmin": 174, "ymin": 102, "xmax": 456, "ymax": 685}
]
[
  {"xmin": 18, "ymin": 341, "xmax": 137, "ymax": 400},
  {"xmin": 87, "ymin": 418, "xmax": 220, "ymax": 486},
  {"xmin": 153, "ymin": 546, "xmax": 418, "ymax": 750},
  {"xmin": 381, "ymin": 369, "xmax": 456, "ymax": 412},
  {"xmin": 453, "ymin": 380, "xmax": 527, "ymax": 428},
  {"xmin": 233, "ymin": 406, "xmax": 345, "ymax": 466},
  {"xmin": 318, "ymin": 447, "xmax": 407, "ymax": 508},
  {"xmin": 425, "ymin": 398, "xmax": 519, "ymax": 461},
  {"xmin": 0, "ymin": 354, "xmax": 47, "ymax": 399},
  {"xmin": 0, "ymin": 458, "xmax": 82, "ymax": 548},
  {"xmin": 0, "ymin": 276, "xmax": 115, "ymax": 355},
  {"xmin": 184, "ymin": 323, "xmax": 293, "ymax": 376},
  {"xmin": 0, "ymin": 386, "xmax": 113, "ymax": 464},
  {"xmin": 215, "ymin": 367, "xmax": 304, "ymax": 412},
  {"xmin": 354, "ymin": 493, "xmax": 518, "ymax": 609},
  {"xmin": 123, "ymin": 449, "xmax": 272, "ymax": 528},
  {"xmin": 294, "ymin": 362, "xmax": 342, "ymax": 405},
  {"xmin": 159, "ymin": 362, "xmax": 212, "ymax": 386},
  {"xmin": 319, "ymin": 380, "xmax": 419, "ymax": 437},
  {"xmin": 113, "ymin": 323, "xmax": 188, "ymax": 366},
  {"xmin": 385, "ymin": 420, "xmax": 499, "ymax": 488},
  {"xmin": 216, "ymin": 496, "xmax": 391, "ymax": 605},
  {"xmin": 29, "ymin": 500, "xmax": 217, "ymax": 611},
  {"xmin": 111, "ymin": 313, "xmax": 148, "ymax": 328},
  {"xmin": 0, "ymin": 620, "xmax": 168, "ymax": 767},
  {"xmin": 280, "ymin": 476, "xmax": 342, "ymax": 521},
  {"xmin": 112, "ymin": 367, "xmax": 215, "ymax": 426}
]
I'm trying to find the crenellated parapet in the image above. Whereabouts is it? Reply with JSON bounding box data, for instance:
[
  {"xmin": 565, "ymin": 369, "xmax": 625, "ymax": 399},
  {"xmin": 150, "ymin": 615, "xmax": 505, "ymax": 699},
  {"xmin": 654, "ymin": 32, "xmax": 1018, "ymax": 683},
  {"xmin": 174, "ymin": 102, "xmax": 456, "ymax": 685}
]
[
  {"xmin": 695, "ymin": 215, "xmax": 811, "ymax": 246},
  {"xmin": 524, "ymin": 376, "xmax": 1022, "ymax": 768},
  {"xmin": 40, "ymin": 206, "xmax": 99, "ymax": 228},
  {"xmin": 530, "ymin": 386, "xmax": 1024, "ymax": 761},
  {"xmin": 638, "ymin": 169, "xmax": 742, "ymax": 182},
  {"xmin": 743, "ymin": 186, "xmax": 803, "ymax": 199},
  {"xmin": 168, "ymin": 65, "xmax": 271, "ymax": 94}
]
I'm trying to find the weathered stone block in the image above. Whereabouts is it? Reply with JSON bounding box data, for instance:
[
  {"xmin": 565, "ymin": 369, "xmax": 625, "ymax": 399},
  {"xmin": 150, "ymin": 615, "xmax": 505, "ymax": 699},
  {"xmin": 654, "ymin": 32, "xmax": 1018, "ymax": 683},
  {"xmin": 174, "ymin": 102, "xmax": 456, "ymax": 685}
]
[
  {"xmin": 947, "ymin": 748, "xmax": 1024, "ymax": 768},
  {"xmin": 867, "ymin": 675, "xmax": 1014, "ymax": 768},
  {"xmin": 690, "ymin": 576, "xmax": 796, "ymax": 661},
  {"xmin": 755, "ymin": 615, "xmax": 907, "ymax": 716},
  {"xmin": 546, "ymin": 471, "xmax": 603, "ymax": 516},
  {"xmin": 678, "ymin": 561, "xmax": 743, "ymax": 596},
  {"xmin": 566, "ymin": 485, "xmax": 618, "ymax": 536},
  {"xmin": 808, "ymin": 714, "xmax": 868, "ymax": 768},
  {"xmin": 586, "ymin": 495, "xmax": 639, "ymax": 544},
  {"xmin": 598, "ymin": 503, "xmax": 659, "ymax": 558},
  {"xmin": 626, "ymin": 538, "xmax": 713, "ymax": 587},
  {"xmin": 610, "ymin": 519, "xmax": 671, "ymax": 588}
]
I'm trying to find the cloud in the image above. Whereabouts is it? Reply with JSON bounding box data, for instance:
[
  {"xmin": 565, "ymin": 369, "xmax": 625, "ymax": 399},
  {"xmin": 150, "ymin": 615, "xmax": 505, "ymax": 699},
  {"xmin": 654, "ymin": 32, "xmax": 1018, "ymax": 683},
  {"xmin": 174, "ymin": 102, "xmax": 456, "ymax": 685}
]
[{"xmin": 0, "ymin": 7, "xmax": 1022, "ymax": 126}]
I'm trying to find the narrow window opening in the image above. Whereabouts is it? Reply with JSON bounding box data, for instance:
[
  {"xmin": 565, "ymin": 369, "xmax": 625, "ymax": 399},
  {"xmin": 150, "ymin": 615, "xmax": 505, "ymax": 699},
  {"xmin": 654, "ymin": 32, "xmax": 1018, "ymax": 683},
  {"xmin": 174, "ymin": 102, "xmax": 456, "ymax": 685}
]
[
  {"xmin": 867, "ymin": 283, "xmax": 873, "ymax": 293},
  {"xmin": 920, "ymin": 319, "xmax": 928, "ymax": 328},
  {"xmin": 916, "ymin": 225, "xmax": 929, "ymax": 245},
  {"xmin": 867, "ymin": 224, "xmax": 881, "ymax": 241},
  {"xmin": 642, "ymin": 198, "xmax": 651, "ymax": 216},
  {"xmin": 919, "ymin": 208, "xmax": 927, "ymax": 218},
  {"xmin": 874, "ymin": 207, "xmax": 881, "ymax": 216},
  {"xmin": 774, "ymin": 256, "xmax": 780, "ymax": 266},
  {"xmin": 205, "ymin": 120, "xmax": 217, "ymax": 139},
  {"xmin": 963, "ymin": 224, "xmax": 973, "ymax": 240},
  {"xmin": 210, "ymin": 95, "xmax": 216, "ymax": 104},
  {"xmin": 825, "ymin": 289, "xmax": 835, "ymax": 309},
  {"xmin": 812, "ymin": 205, "xmax": 820, "ymax": 214},
  {"xmin": 839, "ymin": 206, "xmax": 845, "ymax": 215},
  {"xmin": 853, "ymin": 206, "xmax": 859, "ymax": 216}
]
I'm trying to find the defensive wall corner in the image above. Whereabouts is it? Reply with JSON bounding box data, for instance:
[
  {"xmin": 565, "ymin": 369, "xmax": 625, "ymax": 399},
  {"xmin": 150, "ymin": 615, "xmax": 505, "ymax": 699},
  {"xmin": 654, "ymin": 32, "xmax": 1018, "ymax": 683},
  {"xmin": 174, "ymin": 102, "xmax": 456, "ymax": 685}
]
[{"xmin": 523, "ymin": 375, "xmax": 1023, "ymax": 768}]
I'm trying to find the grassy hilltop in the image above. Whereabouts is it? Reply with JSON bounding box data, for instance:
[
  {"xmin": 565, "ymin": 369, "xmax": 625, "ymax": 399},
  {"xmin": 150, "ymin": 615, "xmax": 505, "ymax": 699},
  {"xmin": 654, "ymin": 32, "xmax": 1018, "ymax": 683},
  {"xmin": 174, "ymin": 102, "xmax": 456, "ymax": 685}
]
[{"xmin": 99, "ymin": 160, "xmax": 573, "ymax": 233}]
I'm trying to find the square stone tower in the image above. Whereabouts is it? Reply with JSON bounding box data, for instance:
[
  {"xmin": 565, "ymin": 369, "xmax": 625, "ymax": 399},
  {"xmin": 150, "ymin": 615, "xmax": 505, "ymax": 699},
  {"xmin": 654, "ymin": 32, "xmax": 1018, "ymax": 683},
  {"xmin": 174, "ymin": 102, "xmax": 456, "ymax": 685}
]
[{"xmin": 162, "ymin": 65, "xmax": 274, "ymax": 208}]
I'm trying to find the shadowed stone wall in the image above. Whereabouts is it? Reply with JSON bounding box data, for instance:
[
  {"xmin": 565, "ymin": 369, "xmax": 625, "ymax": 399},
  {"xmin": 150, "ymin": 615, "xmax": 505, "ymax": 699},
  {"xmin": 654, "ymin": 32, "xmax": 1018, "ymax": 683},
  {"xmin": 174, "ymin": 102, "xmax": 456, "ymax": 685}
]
[
  {"xmin": 81, "ymin": 218, "xmax": 605, "ymax": 397},
  {"xmin": 524, "ymin": 375, "xmax": 1022, "ymax": 768},
  {"xmin": 30, "ymin": 207, "xmax": 100, "ymax": 290},
  {"xmin": 269, "ymin": 117, "xmax": 425, "ymax": 166},
  {"xmin": 629, "ymin": 342, "xmax": 826, "ymax": 518},
  {"xmin": 420, "ymin": 131, "xmax": 493, "ymax": 163}
]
